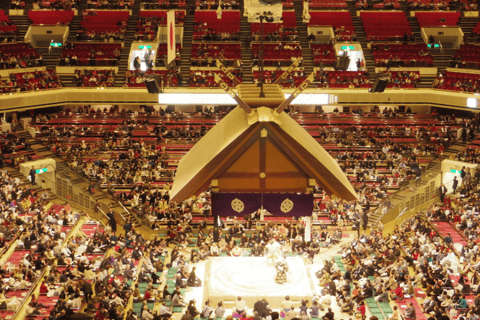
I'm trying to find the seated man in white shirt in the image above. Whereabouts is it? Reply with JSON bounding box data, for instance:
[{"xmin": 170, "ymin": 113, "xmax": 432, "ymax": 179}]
[{"xmin": 234, "ymin": 296, "xmax": 247, "ymax": 315}]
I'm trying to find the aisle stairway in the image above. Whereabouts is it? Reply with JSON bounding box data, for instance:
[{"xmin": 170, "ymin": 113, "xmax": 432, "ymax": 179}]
[
  {"xmin": 293, "ymin": 1, "xmax": 314, "ymax": 77},
  {"xmin": 240, "ymin": 11, "xmax": 253, "ymax": 84},
  {"xmin": 459, "ymin": 15, "xmax": 480, "ymax": 42},
  {"xmin": 116, "ymin": 1, "xmax": 142, "ymax": 84},
  {"xmin": 347, "ymin": 3, "xmax": 375, "ymax": 75},
  {"xmin": 367, "ymin": 140, "xmax": 467, "ymax": 227},
  {"xmin": 179, "ymin": 13, "xmax": 194, "ymax": 86}
]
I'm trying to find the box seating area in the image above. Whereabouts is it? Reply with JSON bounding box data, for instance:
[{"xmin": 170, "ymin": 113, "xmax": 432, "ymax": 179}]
[
  {"xmin": 189, "ymin": 69, "xmax": 242, "ymax": 87},
  {"xmin": 415, "ymin": 11, "xmax": 460, "ymax": 27},
  {"xmin": 451, "ymin": 44, "xmax": 480, "ymax": 69},
  {"xmin": 191, "ymin": 42, "xmax": 241, "ymax": 64},
  {"xmin": 253, "ymin": 69, "xmax": 307, "ymax": 87},
  {"xmin": 308, "ymin": 0, "xmax": 348, "ymax": 8},
  {"xmin": 125, "ymin": 69, "xmax": 181, "ymax": 87},
  {"xmin": 432, "ymin": 71, "xmax": 480, "ymax": 93},
  {"xmin": 360, "ymin": 12, "xmax": 411, "ymax": 41},
  {"xmin": 31, "ymin": 112, "xmax": 451, "ymax": 225},
  {"xmin": 372, "ymin": 44, "xmax": 434, "ymax": 66},
  {"xmin": 0, "ymin": 69, "xmax": 62, "ymax": 93},
  {"xmin": 311, "ymin": 44, "xmax": 336, "ymax": 66},
  {"xmin": 250, "ymin": 11, "xmax": 297, "ymax": 37},
  {"xmin": 0, "ymin": 203, "xmax": 76, "ymax": 319},
  {"xmin": 307, "ymin": 11, "xmax": 354, "ymax": 40},
  {"xmin": 28, "ymin": 10, "xmax": 74, "ymax": 25},
  {"xmin": 193, "ymin": 10, "xmax": 241, "ymax": 40},
  {"xmin": 252, "ymin": 43, "xmax": 302, "ymax": 65},
  {"xmin": 0, "ymin": 43, "xmax": 41, "ymax": 70},
  {"xmin": 61, "ymin": 43, "xmax": 122, "ymax": 66},
  {"xmin": 317, "ymin": 71, "xmax": 370, "ymax": 88},
  {"xmin": 73, "ymin": 69, "xmax": 116, "ymax": 87},
  {"xmin": 281, "ymin": 0, "xmax": 294, "ymax": 7}
]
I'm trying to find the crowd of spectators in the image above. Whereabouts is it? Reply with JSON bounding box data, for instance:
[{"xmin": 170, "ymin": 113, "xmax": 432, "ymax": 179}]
[
  {"xmin": 0, "ymin": 69, "xmax": 63, "ymax": 93},
  {"xmin": 73, "ymin": 69, "xmax": 116, "ymax": 87},
  {"xmin": 86, "ymin": 0, "xmax": 134, "ymax": 9}
]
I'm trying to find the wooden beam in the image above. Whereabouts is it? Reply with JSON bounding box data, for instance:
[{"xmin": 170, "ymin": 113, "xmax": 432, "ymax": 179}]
[
  {"xmin": 273, "ymin": 60, "xmax": 300, "ymax": 85},
  {"xmin": 216, "ymin": 60, "xmax": 241, "ymax": 86},
  {"xmin": 214, "ymin": 74, "xmax": 252, "ymax": 114},
  {"xmin": 275, "ymin": 72, "xmax": 315, "ymax": 114}
]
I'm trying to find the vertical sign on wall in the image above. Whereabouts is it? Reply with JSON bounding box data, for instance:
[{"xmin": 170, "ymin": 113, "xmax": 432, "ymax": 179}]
[{"xmin": 167, "ymin": 10, "xmax": 176, "ymax": 65}]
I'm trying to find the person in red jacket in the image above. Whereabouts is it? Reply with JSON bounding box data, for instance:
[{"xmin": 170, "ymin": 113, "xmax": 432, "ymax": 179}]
[
  {"xmin": 392, "ymin": 284, "xmax": 404, "ymax": 301},
  {"xmin": 357, "ymin": 301, "xmax": 366, "ymax": 317}
]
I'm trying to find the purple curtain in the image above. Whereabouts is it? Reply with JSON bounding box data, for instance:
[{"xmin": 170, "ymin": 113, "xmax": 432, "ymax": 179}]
[
  {"xmin": 211, "ymin": 193, "xmax": 262, "ymax": 217},
  {"xmin": 212, "ymin": 193, "xmax": 313, "ymax": 217},
  {"xmin": 263, "ymin": 193, "xmax": 314, "ymax": 217}
]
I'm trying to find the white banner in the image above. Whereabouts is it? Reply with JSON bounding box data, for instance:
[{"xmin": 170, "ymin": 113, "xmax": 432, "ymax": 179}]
[
  {"xmin": 167, "ymin": 10, "xmax": 176, "ymax": 65},
  {"xmin": 304, "ymin": 216, "xmax": 311, "ymax": 242}
]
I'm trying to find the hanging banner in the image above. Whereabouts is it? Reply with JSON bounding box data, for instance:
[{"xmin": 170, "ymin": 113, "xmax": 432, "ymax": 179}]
[
  {"xmin": 211, "ymin": 193, "xmax": 262, "ymax": 217},
  {"xmin": 263, "ymin": 193, "xmax": 314, "ymax": 217},
  {"xmin": 167, "ymin": 10, "xmax": 176, "ymax": 65}
]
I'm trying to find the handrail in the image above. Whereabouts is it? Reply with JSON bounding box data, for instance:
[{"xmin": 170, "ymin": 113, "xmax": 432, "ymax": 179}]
[
  {"xmin": 97, "ymin": 206, "xmax": 111, "ymax": 221},
  {"xmin": 118, "ymin": 201, "xmax": 131, "ymax": 221},
  {"xmin": 0, "ymin": 233, "xmax": 20, "ymax": 262},
  {"xmin": 12, "ymin": 266, "xmax": 49, "ymax": 320}
]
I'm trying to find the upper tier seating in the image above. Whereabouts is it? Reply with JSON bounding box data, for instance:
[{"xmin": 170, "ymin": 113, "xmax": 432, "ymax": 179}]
[
  {"xmin": 125, "ymin": 70, "xmax": 181, "ymax": 87},
  {"xmin": 450, "ymin": 44, "xmax": 480, "ymax": 69},
  {"xmin": 189, "ymin": 69, "xmax": 242, "ymax": 87},
  {"xmin": 191, "ymin": 43, "xmax": 241, "ymax": 66},
  {"xmin": 34, "ymin": 0, "xmax": 78, "ymax": 9},
  {"xmin": 356, "ymin": 0, "xmax": 400, "ymax": 9},
  {"xmin": 0, "ymin": 10, "xmax": 17, "ymax": 42},
  {"xmin": 254, "ymin": 68, "xmax": 307, "ymax": 87},
  {"xmin": 86, "ymin": 0, "xmax": 134, "ymax": 9},
  {"xmin": 311, "ymin": 44, "xmax": 336, "ymax": 66},
  {"xmin": 135, "ymin": 10, "xmax": 185, "ymax": 41},
  {"xmin": 79, "ymin": 10, "xmax": 129, "ymax": 38},
  {"xmin": 252, "ymin": 42, "xmax": 302, "ymax": 66},
  {"xmin": 0, "ymin": 69, "xmax": 62, "ymax": 93},
  {"xmin": 432, "ymin": 71, "xmax": 480, "ymax": 93},
  {"xmin": 307, "ymin": 11, "xmax": 354, "ymax": 41},
  {"xmin": 72, "ymin": 69, "xmax": 116, "ymax": 87},
  {"xmin": 250, "ymin": 11, "xmax": 297, "ymax": 40},
  {"xmin": 156, "ymin": 43, "xmax": 182, "ymax": 66},
  {"xmin": 61, "ymin": 43, "xmax": 122, "ymax": 66},
  {"xmin": 307, "ymin": 0, "xmax": 347, "ymax": 9},
  {"xmin": 407, "ymin": 0, "xmax": 449, "ymax": 11},
  {"xmin": 372, "ymin": 44, "xmax": 434, "ymax": 67},
  {"xmin": 0, "ymin": 43, "xmax": 41, "ymax": 69},
  {"xmin": 193, "ymin": 11, "xmax": 240, "ymax": 41},
  {"xmin": 317, "ymin": 71, "xmax": 370, "ymax": 88},
  {"xmin": 281, "ymin": 0, "xmax": 294, "ymax": 7},
  {"xmin": 28, "ymin": 10, "xmax": 74, "ymax": 25},
  {"xmin": 383, "ymin": 70, "xmax": 420, "ymax": 88},
  {"xmin": 415, "ymin": 11, "xmax": 460, "ymax": 27},
  {"xmin": 360, "ymin": 12, "xmax": 411, "ymax": 41},
  {"xmin": 140, "ymin": 0, "xmax": 186, "ymax": 9},
  {"xmin": 190, "ymin": 0, "xmax": 239, "ymax": 9}
]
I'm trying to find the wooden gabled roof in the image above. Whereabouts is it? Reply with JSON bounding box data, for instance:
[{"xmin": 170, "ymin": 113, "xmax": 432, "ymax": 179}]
[{"xmin": 170, "ymin": 106, "xmax": 357, "ymax": 202}]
